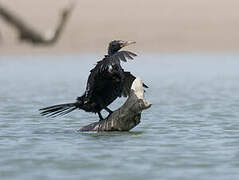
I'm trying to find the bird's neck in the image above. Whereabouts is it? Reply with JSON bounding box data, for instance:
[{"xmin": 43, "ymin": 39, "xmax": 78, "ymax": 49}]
[{"xmin": 108, "ymin": 49, "xmax": 118, "ymax": 56}]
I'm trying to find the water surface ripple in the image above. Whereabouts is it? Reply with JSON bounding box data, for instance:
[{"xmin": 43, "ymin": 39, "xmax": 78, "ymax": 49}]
[{"xmin": 0, "ymin": 54, "xmax": 239, "ymax": 180}]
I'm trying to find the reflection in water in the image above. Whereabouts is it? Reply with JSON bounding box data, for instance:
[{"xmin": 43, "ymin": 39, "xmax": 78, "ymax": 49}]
[{"xmin": 80, "ymin": 131, "xmax": 144, "ymax": 138}]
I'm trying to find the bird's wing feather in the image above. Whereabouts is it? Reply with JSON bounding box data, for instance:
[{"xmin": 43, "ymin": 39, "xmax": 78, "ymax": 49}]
[
  {"xmin": 86, "ymin": 51, "xmax": 138, "ymax": 100},
  {"xmin": 111, "ymin": 51, "xmax": 137, "ymax": 63},
  {"xmin": 90, "ymin": 50, "xmax": 137, "ymax": 74}
]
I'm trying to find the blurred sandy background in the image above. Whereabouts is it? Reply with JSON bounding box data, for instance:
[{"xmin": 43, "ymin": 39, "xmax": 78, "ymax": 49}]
[{"xmin": 0, "ymin": 0, "xmax": 239, "ymax": 55}]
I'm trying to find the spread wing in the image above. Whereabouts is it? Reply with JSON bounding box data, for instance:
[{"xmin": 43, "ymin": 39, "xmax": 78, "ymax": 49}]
[
  {"xmin": 84, "ymin": 51, "xmax": 139, "ymax": 100},
  {"xmin": 91, "ymin": 51, "xmax": 137, "ymax": 74},
  {"xmin": 110, "ymin": 50, "xmax": 137, "ymax": 62},
  {"xmin": 121, "ymin": 72, "xmax": 149, "ymax": 97}
]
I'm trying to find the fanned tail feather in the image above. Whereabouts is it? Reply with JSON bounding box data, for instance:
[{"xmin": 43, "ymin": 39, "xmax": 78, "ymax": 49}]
[{"xmin": 39, "ymin": 103, "xmax": 78, "ymax": 117}]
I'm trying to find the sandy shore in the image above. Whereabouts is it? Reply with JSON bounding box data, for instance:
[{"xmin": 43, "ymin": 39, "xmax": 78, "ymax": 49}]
[{"xmin": 1, "ymin": 0, "xmax": 239, "ymax": 55}]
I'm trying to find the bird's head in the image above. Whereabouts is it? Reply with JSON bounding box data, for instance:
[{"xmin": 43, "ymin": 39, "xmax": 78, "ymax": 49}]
[{"xmin": 108, "ymin": 40, "xmax": 136, "ymax": 55}]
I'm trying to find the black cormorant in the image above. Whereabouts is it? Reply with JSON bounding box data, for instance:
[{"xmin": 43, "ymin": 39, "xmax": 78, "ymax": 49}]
[{"xmin": 39, "ymin": 40, "xmax": 148, "ymax": 120}]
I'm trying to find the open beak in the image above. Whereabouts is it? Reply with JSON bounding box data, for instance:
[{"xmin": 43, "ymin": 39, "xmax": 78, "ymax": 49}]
[{"xmin": 121, "ymin": 41, "xmax": 136, "ymax": 47}]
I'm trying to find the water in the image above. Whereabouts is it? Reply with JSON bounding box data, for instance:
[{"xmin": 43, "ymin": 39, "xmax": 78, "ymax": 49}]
[{"xmin": 0, "ymin": 54, "xmax": 239, "ymax": 180}]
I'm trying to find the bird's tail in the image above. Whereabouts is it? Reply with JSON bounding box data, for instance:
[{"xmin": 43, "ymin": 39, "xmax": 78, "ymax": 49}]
[{"xmin": 39, "ymin": 102, "xmax": 80, "ymax": 117}]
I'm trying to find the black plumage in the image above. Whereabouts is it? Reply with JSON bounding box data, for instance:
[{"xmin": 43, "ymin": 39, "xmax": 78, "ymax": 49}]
[{"xmin": 39, "ymin": 40, "xmax": 148, "ymax": 120}]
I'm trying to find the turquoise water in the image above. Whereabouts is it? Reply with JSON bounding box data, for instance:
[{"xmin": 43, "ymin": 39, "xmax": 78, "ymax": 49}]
[{"xmin": 0, "ymin": 54, "xmax": 239, "ymax": 180}]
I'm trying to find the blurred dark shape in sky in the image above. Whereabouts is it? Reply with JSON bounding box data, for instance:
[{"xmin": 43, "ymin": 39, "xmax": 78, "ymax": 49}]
[
  {"xmin": 0, "ymin": 1, "xmax": 75, "ymax": 45},
  {"xmin": 1, "ymin": 0, "xmax": 239, "ymax": 54}
]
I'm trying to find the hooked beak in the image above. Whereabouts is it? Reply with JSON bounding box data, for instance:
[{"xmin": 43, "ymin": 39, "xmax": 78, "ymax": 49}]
[{"xmin": 120, "ymin": 41, "xmax": 136, "ymax": 47}]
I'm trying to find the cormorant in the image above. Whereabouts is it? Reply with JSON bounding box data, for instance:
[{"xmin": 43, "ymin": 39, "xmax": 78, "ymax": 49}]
[{"xmin": 39, "ymin": 40, "xmax": 148, "ymax": 120}]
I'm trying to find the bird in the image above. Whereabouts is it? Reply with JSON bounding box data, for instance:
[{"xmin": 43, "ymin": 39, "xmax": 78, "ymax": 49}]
[
  {"xmin": 39, "ymin": 40, "xmax": 148, "ymax": 120},
  {"xmin": 0, "ymin": 2, "xmax": 74, "ymax": 45}
]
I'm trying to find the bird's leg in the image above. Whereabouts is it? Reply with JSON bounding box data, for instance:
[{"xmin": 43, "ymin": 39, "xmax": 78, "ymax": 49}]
[
  {"xmin": 104, "ymin": 107, "xmax": 113, "ymax": 114},
  {"xmin": 104, "ymin": 107, "xmax": 113, "ymax": 119},
  {"xmin": 98, "ymin": 112, "xmax": 104, "ymax": 121}
]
